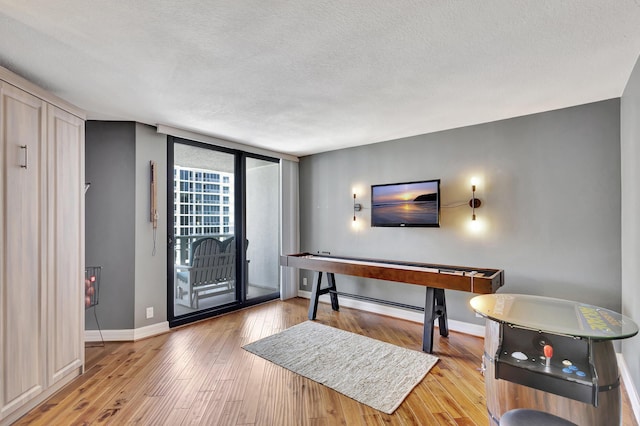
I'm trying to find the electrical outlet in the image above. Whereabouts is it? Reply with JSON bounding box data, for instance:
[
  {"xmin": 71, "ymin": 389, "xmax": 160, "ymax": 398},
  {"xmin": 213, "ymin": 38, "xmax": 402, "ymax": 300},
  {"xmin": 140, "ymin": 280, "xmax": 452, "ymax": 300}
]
[
  {"xmin": 303, "ymin": 277, "xmax": 308, "ymax": 287},
  {"xmin": 146, "ymin": 307, "xmax": 154, "ymax": 319}
]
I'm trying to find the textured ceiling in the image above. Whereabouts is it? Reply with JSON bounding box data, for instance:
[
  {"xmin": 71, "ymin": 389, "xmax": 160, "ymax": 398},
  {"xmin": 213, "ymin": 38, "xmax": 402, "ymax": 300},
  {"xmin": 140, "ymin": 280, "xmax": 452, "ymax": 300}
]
[{"xmin": 1, "ymin": 1, "xmax": 639, "ymax": 157}]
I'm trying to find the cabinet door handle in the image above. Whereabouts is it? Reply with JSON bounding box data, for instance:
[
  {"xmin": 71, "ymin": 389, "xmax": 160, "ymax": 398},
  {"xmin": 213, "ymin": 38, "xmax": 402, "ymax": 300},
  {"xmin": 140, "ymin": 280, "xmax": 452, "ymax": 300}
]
[{"xmin": 20, "ymin": 145, "xmax": 28, "ymax": 169}]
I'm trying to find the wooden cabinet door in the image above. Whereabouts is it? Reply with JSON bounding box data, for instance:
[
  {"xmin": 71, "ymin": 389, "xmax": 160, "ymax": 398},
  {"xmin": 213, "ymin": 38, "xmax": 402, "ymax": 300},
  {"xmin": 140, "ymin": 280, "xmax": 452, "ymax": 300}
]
[
  {"xmin": 0, "ymin": 82, "xmax": 47, "ymax": 419},
  {"xmin": 46, "ymin": 105, "xmax": 84, "ymax": 386}
]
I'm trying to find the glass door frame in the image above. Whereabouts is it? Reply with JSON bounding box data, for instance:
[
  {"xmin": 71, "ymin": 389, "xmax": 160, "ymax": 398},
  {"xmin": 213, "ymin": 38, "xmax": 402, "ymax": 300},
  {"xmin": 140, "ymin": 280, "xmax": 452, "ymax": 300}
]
[{"xmin": 167, "ymin": 136, "xmax": 280, "ymax": 328}]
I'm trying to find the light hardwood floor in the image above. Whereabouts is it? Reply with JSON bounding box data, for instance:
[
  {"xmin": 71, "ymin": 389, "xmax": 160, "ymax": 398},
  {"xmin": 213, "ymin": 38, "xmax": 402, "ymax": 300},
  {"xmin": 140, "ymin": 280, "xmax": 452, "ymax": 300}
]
[{"xmin": 15, "ymin": 298, "xmax": 639, "ymax": 425}]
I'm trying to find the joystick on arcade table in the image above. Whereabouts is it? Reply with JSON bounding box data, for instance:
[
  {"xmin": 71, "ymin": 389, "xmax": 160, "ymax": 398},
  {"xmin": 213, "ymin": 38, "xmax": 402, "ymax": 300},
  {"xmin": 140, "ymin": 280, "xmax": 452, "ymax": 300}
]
[{"xmin": 544, "ymin": 345, "xmax": 553, "ymax": 370}]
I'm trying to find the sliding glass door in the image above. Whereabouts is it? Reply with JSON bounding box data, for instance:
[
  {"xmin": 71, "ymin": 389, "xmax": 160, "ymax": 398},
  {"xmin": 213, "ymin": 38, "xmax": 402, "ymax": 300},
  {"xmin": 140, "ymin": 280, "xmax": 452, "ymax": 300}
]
[
  {"xmin": 246, "ymin": 157, "xmax": 280, "ymax": 300},
  {"xmin": 168, "ymin": 137, "xmax": 280, "ymax": 327}
]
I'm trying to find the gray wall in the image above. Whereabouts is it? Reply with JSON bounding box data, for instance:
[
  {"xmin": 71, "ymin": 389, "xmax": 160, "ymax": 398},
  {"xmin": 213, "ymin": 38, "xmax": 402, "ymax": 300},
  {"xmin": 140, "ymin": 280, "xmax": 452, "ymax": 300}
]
[
  {"xmin": 621, "ymin": 54, "xmax": 640, "ymax": 393},
  {"xmin": 299, "ymin": 99, "xmax": 621, "ymax": 326},
  {"xmin": 134, "ymin": 123, "xmax": 168, "ymax": 328},
  {"xmin": 85, "ymin": 121, "xmax": 168, "ymax": 331},
  {"xmin": 85, "ymin": 121, "xmax": 136, "ymax": 330}
]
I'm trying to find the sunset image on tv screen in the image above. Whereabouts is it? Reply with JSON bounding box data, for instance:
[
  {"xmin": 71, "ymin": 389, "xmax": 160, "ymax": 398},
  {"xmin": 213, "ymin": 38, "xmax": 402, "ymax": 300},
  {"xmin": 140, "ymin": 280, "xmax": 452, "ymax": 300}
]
[{"xmin": 371, "ymin": 180, "xmax": 439, "ymax": 227}]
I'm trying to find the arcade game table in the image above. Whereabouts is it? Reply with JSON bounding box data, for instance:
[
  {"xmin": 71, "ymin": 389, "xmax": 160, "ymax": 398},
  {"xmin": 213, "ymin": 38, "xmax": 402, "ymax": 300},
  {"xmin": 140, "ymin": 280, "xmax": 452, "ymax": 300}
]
[{"xmin": 471, "ymin": 293, "xmax": 638, "ymax": 425}]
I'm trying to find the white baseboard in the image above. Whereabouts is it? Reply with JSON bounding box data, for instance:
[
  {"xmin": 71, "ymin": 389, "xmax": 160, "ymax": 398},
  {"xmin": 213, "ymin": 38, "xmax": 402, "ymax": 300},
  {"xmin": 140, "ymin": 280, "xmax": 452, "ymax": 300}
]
[
  {"xmin": 85, "ymin": 321, "xmax": 170, "ymax": 342},
  {"xmin": 617, "ymin": 353, "xmax": 640, "ymax": 424},
  {"xmin": 297, "ymin": 290, "xmax": 485, "ymax": 337}
]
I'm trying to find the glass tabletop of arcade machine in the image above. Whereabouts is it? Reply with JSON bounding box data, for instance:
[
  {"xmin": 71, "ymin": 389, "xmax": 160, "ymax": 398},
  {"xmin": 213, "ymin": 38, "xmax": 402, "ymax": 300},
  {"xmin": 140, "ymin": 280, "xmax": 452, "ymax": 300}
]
[{"xmin": 470, "ymin": 293, "xmax": 638, "ymax": 340}]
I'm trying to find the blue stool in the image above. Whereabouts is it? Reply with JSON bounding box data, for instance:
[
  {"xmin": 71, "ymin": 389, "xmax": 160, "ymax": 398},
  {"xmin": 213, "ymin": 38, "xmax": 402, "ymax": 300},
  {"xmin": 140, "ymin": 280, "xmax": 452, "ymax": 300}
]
[{"xmin": 500, "ymin": 409, "xmax": 577, "ymax": 426}]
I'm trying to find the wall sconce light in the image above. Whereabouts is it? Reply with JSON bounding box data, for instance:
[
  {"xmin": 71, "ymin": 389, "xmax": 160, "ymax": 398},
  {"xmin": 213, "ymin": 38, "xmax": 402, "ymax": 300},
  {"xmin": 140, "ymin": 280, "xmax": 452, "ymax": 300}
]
[
  {"xmin": 353, "ymin": 193, "xmax": 362, "ymax": 221},
  {"xmin": 469, "ymin": 178, "xmax": 481, "ymax": 220}
]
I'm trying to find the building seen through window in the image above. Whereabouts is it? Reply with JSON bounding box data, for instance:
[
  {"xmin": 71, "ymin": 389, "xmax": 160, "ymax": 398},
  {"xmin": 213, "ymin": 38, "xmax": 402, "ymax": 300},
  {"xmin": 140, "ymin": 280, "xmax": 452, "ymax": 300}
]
[{"xmin": 174, "ymin": 165, "xmax": 234, "ymax": 263}]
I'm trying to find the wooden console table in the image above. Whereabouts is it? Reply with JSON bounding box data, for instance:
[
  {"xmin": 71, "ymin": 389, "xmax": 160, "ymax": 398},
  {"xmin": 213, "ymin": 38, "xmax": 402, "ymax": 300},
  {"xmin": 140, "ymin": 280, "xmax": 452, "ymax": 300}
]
[{"xmin": 280, "ymin": 253, "xmax": 504, "ymax": 353}]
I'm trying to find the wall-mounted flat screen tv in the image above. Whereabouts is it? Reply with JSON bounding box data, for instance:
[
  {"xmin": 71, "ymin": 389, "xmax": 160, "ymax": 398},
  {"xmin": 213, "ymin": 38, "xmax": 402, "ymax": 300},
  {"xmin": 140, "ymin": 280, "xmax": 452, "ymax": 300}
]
[{"xmin": 371, "ymin": 179, "xmax": 440, "ymax": 227}]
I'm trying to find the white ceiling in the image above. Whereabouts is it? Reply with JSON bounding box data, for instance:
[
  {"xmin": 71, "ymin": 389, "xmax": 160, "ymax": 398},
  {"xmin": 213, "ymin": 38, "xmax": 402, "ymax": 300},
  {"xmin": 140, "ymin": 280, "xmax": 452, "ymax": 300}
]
[{"xmin": 1, "ymin": 1, "xmax": 640, "ymax": 157}]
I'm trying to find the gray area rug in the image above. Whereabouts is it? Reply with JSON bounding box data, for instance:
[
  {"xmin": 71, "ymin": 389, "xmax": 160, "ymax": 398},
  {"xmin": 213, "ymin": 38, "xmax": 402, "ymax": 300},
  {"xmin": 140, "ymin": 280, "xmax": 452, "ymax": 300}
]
[{"xmin": 242, "ymin": 321, "xmax": 438, "ymax": 414}]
